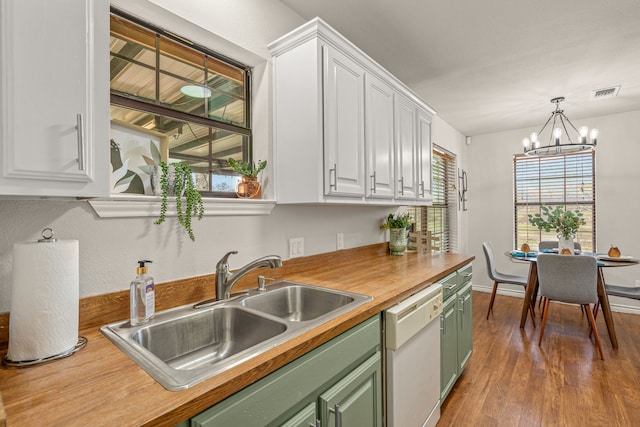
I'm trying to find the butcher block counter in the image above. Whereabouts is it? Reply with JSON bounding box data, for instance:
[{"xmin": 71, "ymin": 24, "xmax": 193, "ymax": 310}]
[{"xmin": 0, "ymin": 244, "xmax": 473, "ymax": 426}]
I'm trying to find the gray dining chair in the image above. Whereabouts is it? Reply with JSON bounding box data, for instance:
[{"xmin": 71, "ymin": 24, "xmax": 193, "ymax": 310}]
[
  {"xmin": 483, "ymin": 242, "xmax": 534, "ymax": 322},
  {"xmin": 593, "ymin": 284, "xmax": 640, "ymax": 317},
  {"xmin": 536, "ymin": 254, "xmax": 604, "ymax": 360},
  {"xmin": 539, "ymin": 241, "xmax": 582, "ymax": 251}
]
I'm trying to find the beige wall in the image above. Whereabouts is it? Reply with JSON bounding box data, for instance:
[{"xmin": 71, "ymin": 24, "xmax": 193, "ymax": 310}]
[
  {"xmin": 467, "ymin": 109, "xmax": 640, "ymax": 313},
  {"xmin": 0, "ymin": 0, "xmax": 468, "ymax": 312}
]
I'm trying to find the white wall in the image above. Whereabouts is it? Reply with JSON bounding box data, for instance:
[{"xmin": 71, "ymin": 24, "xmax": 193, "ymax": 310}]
[
  {"xmin": 0, "ymin": 0, "xmax": 469, "ymax": 312},
  {"xmin": 467, "ymin": 109, "xmax": 640, "ymax": 312}
]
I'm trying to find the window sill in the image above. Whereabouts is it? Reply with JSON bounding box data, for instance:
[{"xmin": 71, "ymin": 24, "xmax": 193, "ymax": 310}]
[{"xmin": 88, "ymin": 194, "xmax": 276, "ymax": 218}]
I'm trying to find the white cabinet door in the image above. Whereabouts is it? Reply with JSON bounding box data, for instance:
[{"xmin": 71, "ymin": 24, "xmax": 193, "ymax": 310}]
[
  {"xmin": 0, "ymin": 0, "xmax": 109, "ymax": 197},
  {"xmin": 323, "ymin": 45, "xmax": 365, "ymax": 197},
  {"xmin": 394, "ymin": 94, "xmax": 418, "ymax": 200},
  {"xmin": 364, "ymin": 73, "xmax": 394, "ymax": 199},
  {"xmin": 417, "ymin": 107, "xmax": 433, "ymax": 200}
]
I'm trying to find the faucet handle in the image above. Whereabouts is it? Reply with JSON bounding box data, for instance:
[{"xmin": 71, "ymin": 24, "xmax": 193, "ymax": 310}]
[{"xmin": 216, "ymin": 251, "xmax": 238, "ymax": 271}]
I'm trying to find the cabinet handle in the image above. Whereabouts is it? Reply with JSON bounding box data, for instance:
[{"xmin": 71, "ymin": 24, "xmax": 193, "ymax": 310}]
[
  {"xmin": 440, "ymin": 313, "xmax": 446, "ymax": 334},
  {"xmin": 399, "ymin": 177, "xmax": 404, "ymax": 196},
  {"xmin": 420, "ymin": 180, "xmax": 425, "ymax": 197},
  {"xmin": 329, "ymin": 163, "xmax": 337, "ymax": 190},
  {"xmin": 314, "ymin": 420, "xmax": 321, "ymax": 427},
  {"xmin": 76, "ymin": 113, "xmax": 85, "ymax": 171},
  {"xmin": 459, "ymin": 297, "xmax": 465, "ymax": 313},
  {"xmin": 371, "ymin": 171, "xmax": 376, "ymax": 194},
  {"xmin": 444, "ymin": 283, "xmax": 456, "ymax": 289},
  {"xmin": 335, "ymin": 404, "xmax": 342, "ymax": 427}
]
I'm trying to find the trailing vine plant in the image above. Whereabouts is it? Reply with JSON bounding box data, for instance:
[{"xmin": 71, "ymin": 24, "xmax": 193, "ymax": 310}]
[{"xmin": 154, "ymin": 161, "xmax": 204, "ymax": 241}]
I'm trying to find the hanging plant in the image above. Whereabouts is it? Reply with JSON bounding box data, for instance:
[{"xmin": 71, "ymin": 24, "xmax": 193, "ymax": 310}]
[{"xmin": 154, "ymin": 161, "xmax": 204, "ymax": 241}]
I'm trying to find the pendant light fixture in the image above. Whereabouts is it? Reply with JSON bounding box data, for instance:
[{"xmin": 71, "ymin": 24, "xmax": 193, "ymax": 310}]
[{"xmin": 522, "ymin": 97, "xmax": 598, "ymax": 156}]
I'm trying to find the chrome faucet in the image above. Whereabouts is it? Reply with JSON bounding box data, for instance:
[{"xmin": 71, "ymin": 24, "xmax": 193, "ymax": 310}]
[{"xmin": 215, "ymin": 251, "xmax": 283, "ymax": 300}]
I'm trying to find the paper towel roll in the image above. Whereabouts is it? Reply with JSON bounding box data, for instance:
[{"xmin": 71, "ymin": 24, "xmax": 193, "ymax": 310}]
[{"xmin": 7, "ymin": 240, "xmax": 79, "ymax": 362}]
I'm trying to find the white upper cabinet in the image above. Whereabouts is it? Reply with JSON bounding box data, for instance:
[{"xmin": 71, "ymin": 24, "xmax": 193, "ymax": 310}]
[
  {"xmin": 417, "ymin": 107, "xmax": 433, "ymax": 200},
  {"xmin": 0, "ymin": 0, "xmax": 109, "ymax": 197},
  {"xmin": 394, "ymin": 93, "xmax": 418, "ymax": 200},
  {"xmin": 323, "ymin": 46, "xmax": 366, "ymax": 197},
  {"xmin": 269, "ymin": 18, "xmax": 435, "ymax": 205},
  {"xmin": 365, "ymin": 73, "xmax": 395, "ymax": 199}
]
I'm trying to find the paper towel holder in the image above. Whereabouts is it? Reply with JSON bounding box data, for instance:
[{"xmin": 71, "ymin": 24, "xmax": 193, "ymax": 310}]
[
  {"xmin": 3, "ymin": 336, "xmax": 87, "ymax": 367},
  {"xmin": 3, "ymin": 227, "xmax": 86, "ymax": 367}
]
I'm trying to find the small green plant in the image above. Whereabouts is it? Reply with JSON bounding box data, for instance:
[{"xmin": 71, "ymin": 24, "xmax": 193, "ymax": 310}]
[
  {"xmin": 528, "ymin": 204, "xmax": 585, "ymax": 239},
  {"xmin": 381, "ymin": 212, "xmax": 412, "ymax": 230},
  {"xmin": 154, "ymin": 162, "xmax": 204, "ymax": 241},
  {"xmin": 228, "ymin": 158, "xmax": 267, "ymax": 177}
]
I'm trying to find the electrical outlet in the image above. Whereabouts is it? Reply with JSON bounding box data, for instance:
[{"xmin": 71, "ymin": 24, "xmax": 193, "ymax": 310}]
[
  {"xmin": 337, "ymin": 233, "xmax": 344, "ymax": 250},
  {"xmin": 289, "ymin": 237, "xmax": 304, "ymax": 258}
]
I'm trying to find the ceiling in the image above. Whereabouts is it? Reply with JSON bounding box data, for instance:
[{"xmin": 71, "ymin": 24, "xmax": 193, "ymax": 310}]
[{"xmin": 279, "ymin": 0, "xmax": 640, "ymax": 136}]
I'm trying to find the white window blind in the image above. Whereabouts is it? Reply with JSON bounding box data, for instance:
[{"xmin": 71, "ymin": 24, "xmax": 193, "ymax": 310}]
[
  {"xmin": 412, "ymin": 145, "xmax": 457, "ymax": 252},
  {"xmin": 514, "ymin": 152, "xmax": 595, "ymax": 251}
]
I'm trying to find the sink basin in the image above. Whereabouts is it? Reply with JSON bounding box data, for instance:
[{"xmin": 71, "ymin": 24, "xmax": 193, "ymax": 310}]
[
  {"xmin": 132, "ymin": 306, "xmax": 287, "ymax": 370},
  {"xmin": 242, "ymin": 284, "xmax": 357, "ymax": 321},
  {"xmin": 101, "ymin": 281, "xmax": 370, "ymax": 391}
]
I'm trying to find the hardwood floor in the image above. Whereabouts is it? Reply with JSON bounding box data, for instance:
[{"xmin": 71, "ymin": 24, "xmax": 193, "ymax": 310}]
[{"xmin": 438, "ymin": 291, "xmax": 640, "ymax": 426}]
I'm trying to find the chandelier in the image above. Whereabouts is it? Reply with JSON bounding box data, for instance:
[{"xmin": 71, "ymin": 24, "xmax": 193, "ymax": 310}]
[{"xmin": 522, "ymin": 97, "xmax": 598, "ymax": 156}]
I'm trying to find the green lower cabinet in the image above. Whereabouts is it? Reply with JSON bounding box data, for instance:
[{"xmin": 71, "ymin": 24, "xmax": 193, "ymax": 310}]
[
  {"xmin": 189, "ymin": 315, "xmax": 381, "ymax": 427},
  {"xmin": 439, "ymin": 263, "xmax": 473, "ymax": 402},
  {"xmin": 319, "ymin": 352, "xmax": 382, "ymax": 427},
  {"xmin": 281, "ymin": 402, "xmax": 317, "ymax": 427}
]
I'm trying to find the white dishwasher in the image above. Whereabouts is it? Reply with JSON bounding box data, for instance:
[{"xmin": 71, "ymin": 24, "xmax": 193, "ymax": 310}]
[{"xmin": 385, "ymin": 283, "xmax": 443, "ymax": 427}]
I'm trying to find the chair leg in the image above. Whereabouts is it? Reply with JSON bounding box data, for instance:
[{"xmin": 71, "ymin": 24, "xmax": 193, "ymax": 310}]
[
  {"xmin": 585, "ymin": 303, "xmax": 605, "ymax": 360},
  {"xmin": 528, "ymin": 297, "xmax": 536, "ymax": 328},
  {"xmin": 538, "ymin": 298, "xmax": 551, "ymax": 346},
  {"xmin": 486, "ymin": 281, "xmax": 499, "ymax": 319}
]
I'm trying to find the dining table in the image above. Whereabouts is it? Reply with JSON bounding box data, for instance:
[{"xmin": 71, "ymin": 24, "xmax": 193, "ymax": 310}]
[{"xmin": 507, "ymin": 250, "xmax": 639, "ymax": 349}]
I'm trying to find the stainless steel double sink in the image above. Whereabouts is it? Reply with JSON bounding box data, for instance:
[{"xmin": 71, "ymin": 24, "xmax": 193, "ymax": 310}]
[{"xmin": 101, "ymin": 281, "xmax": 371, "ymax": 391}]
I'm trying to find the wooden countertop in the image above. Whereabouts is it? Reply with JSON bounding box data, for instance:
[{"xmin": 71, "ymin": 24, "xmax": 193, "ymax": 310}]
[{"xmin": 0, "ymin": 245, "xmax": 473, "ymax": 426}]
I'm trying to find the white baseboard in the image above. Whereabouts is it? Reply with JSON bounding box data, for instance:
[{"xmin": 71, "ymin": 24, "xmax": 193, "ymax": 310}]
[{"xmin": 471, "ymin": 284, "xmax": 640, "ymax": 315}]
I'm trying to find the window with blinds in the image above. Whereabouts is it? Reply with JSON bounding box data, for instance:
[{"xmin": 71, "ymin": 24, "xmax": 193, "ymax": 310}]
[
  {"xmin": 514, "ymin": 152, "xmax": 595, "ymax": 251},
  {"xmin": 411, "ymin": 145, "xmax": 457, "ymax": 252}
]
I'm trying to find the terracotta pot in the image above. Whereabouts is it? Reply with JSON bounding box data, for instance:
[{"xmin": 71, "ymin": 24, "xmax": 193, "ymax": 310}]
[{"xmin": 237, "ymin": 176, "xmax": 261, "ymax": 199}]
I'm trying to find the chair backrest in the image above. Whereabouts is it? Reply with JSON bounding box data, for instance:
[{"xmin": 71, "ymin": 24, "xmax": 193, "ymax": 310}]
[
  {"xmin": 539, "ymin": 241, "xmax": 558, "ymax": 250},
  {"xmin": 482, "ymin": 242, "xmax": 498, "ymax": 281},
  {"xmin": 536, "ymin": 254, "xmax": 597, "ymax": 304},
  {"xmin": 538, "ymin": 241, "xmax": 582, "ymax": 250}
]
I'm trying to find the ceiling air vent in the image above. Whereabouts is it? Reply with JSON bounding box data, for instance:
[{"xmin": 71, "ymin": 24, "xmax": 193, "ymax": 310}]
[{"xmin": 591, "ymin": 85, "xmax": 620, "ymax": 100}]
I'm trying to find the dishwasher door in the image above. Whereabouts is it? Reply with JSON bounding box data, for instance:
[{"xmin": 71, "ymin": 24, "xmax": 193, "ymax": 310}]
[{"xmin": 385, "ymin": 284, "xmax": 443, "ymax": 427}]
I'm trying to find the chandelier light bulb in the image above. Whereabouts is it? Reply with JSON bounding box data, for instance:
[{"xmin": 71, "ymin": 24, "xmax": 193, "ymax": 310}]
[
  {"xmin": 590, "ymin": 128, "xmax": 599, "ymax": 145},
  {"xmin": 522, "ymin": 137, "xmax": 530, "ymax": 149},
  {"xmin": 579, "ymin": 126, "xmax": 589, "ymax": 144},
  {"xmin": 553, "ymin": 127, "xmax": 562, "ymax": 144},
  {"xmin": 530, "ymin": 132, "xmax": 538, "ymax": 143}
]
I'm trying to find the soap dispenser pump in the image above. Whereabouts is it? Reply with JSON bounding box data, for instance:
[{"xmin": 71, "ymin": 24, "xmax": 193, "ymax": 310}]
[{"xmin": 130, "ymin": 260, "xmax": 154, "ymax": 326}]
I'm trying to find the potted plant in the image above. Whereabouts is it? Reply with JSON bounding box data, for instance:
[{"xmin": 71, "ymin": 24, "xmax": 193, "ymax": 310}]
[
  {"xmin": 381, "ymin": 213, "xmax": 412, "ymax": 256},
  {"xmin": 528, "ymin": 204, "xmax": 585, "ymax": 252},
  {"xmin": 228, "ymin": 158, "xmax": 267, "ymax": 199},
  {"xmin": 154, "ymin": 161, "xmax": 204, "ymax": 241}
]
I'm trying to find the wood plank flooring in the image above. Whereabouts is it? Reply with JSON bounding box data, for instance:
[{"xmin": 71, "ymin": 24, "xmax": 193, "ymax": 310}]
[{"xmin": 438, "ymin": 291, "xmax": 640, "ymax": 426}]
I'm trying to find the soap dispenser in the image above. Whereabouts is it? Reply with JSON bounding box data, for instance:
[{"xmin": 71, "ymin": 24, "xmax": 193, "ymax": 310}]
[{"xmin": 130, "ymin": 260, "xmax": 154, "ymax": 326}]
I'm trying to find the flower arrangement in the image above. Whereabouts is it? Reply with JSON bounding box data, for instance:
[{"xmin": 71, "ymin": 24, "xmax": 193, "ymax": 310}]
[
  {"xmin": 528, "ymin": 204, "xmax": 585, "ymax": 239},
  {"xmin": 380, "ymin": 212, "xmax": 412, "ymax": 230},
  {"xmin": 154, "ymin": 161, "xmax": 204, "ymax": 241}
]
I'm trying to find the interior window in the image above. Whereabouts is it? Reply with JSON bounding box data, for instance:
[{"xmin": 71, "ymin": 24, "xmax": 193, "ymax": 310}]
[
  {"xmin": 109, "ymin": 9, "xmax": 251, "ymax": 196},
  {"xmin": 514, "ymin": 152, "xmax": 596, "ymax": 251},
  {"xmin": 411, "ymin": 145, "xmax": 457, "ymax": 253}
]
